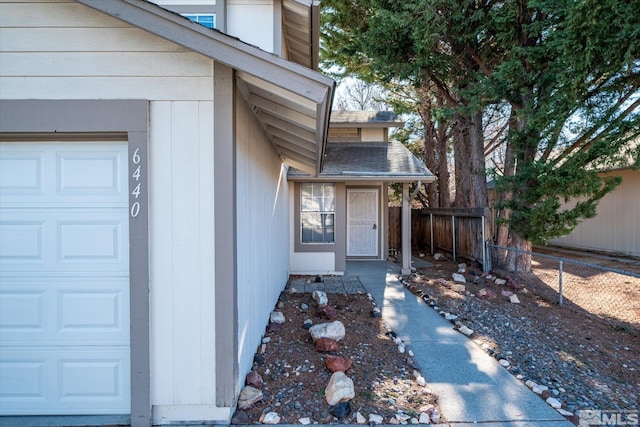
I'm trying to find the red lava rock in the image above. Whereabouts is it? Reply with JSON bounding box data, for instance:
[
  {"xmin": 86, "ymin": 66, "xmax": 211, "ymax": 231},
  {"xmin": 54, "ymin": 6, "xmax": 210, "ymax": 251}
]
[
  {"xmin": 316, "ymin": 305, "xmax": 338, "ymax": 320},
  {"xmin": 266, "ymin": 322, "xmax": 282, "ymax": 333},
  {"xmin": 506, "ymin": 276, "xmax": 521, "ymax": 290},
  {"xmin": 325, "ymin": 355, "xmax": 353, "ymax": 372},
  {"xmin": 316, "ymin": 337, "xmax": 339, "ymax": 352},
  {"xmin": 231, "ymin": 410, "xmax": 250, "ymax": 424},
  {"xmin": 541, "ymin": 389, "xmax": 551, "ymax": 399},
  {"xmin": 477, "ymin": 288, "xmax": 497, "ymax": 299},
  {"xmin": 246, "ymin": 370, "xmax": 263, "ymax": 389}
]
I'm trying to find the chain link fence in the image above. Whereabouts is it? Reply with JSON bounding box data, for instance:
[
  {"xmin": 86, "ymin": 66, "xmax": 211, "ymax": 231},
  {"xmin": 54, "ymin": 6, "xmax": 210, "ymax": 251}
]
[{"xmin": 486, "ymin": 243, "xmax": 640, "ymax": 333}]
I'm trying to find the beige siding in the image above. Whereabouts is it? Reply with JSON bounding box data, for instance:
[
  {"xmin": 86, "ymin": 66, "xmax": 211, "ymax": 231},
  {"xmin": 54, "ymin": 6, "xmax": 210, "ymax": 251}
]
[
  {"xmin": 361, "ymin": 127, "xmax": 385, "ymax": 142},
  {"xmin": 0, "ymin": 1, "xmax": 213, "ymax": 101},
  {"xmin": 235, "ymin": 88, "xmax": 290, "ymax": 384},
  {"xmin": 550, "ymin": 169, "xmax": 640, "ymax": 257}
]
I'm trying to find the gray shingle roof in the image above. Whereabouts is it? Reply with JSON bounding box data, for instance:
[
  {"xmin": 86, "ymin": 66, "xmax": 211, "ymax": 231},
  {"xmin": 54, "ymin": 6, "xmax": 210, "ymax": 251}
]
[{"xmin": 288, "ymin": 142, "xmax": 435, "ymax": 182}]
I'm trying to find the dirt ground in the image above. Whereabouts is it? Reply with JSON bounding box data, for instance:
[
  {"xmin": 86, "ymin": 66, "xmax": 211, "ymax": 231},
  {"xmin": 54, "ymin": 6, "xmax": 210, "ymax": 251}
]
[{"xmin": 234, "ymin": 291, "xmax": 443, "ymax": 425}]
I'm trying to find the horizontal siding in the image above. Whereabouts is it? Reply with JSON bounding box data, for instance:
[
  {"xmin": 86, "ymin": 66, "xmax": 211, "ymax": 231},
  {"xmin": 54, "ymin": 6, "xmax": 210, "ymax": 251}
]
[
  {"xmin": 1, "ymin": 52, "xmax": 213, "ymax": 76},
  {"xmin": 0, "ymin": 2, "xmax": 130, "ymax": 27},
  {"xmin": 550, "ymin": 169, "xmax": 639, "ymax": 257},
  {"xmin": 0, "ymin": 77, "xmax": 213, "ymax": 100},
  {"xmin": 0, "ymin": 28, "xmax": 188, "ymax": 52},
  {"xmin": 0, "ymin": 1, "xmax": 214, "ymax": 101}
]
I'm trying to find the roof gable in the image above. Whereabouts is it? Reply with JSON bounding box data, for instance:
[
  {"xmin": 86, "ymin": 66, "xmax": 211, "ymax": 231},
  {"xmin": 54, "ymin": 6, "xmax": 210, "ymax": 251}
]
[{"xmin": 76, "ymin": 0, "xmax": 334, "ymax": 175}]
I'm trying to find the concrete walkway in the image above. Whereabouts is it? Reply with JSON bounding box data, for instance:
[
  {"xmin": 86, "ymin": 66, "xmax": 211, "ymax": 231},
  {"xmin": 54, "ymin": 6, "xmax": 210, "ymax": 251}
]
[{"xmin": 346, "ymin": 260, "xmax": 575, "ymax": 427}]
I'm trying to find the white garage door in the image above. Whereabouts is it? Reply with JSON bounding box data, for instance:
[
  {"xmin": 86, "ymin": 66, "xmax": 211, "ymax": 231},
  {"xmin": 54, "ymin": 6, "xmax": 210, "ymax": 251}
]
[{"xmin": 0, "ymin": 141, "xmax": 130, "ymax": 415}]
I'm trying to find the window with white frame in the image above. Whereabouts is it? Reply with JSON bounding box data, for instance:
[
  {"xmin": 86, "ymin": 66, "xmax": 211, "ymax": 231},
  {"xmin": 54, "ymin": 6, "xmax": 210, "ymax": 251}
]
[
  {"xmin": 301, "ymin": 183, "xmax": 335, "ymax": 244},
  {"xmin": 183, "ymin": 14, "xmax": 216, "ymax": 28}
]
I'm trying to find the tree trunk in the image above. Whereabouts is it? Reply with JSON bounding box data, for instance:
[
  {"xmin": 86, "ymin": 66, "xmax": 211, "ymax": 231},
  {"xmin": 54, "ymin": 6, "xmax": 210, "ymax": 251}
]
[{"xmin": 505, "ymin": 234, "xmax": 532, "ymax": 272}]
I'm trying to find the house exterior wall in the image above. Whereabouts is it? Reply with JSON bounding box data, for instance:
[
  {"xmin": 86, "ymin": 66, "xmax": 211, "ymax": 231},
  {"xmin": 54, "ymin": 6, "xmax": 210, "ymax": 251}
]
[
  {"xmin": 227, "ymin": 0, "xmax": 275, "ymax": 53},
  {"xmin": 289, "ymin": 181, "xmax": 389, "ymax": 275},
  {"xmin": 548, "ymin": 168, "xmax": 639, "ymax": 257},
  {"xmin": 0, "ymin": 1, "xmax": 229, "ymax": 423},
  {"xmin": 361, "ymin": 128, "xmax": 386, "ymax": 142},
  {"xmin": 235, "ymin": 88, "xmax": 291, "ymax": 386}
]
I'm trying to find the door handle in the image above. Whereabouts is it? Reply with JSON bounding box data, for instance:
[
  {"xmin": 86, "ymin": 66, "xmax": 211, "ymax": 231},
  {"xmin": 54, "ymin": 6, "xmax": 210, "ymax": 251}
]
[{"xmin": 373, "ymin": 223, "xmax": 377, "ymax": 230}]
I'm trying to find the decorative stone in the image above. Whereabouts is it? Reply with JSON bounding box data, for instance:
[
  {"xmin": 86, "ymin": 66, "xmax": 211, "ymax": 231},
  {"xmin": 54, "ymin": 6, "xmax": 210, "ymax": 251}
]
[
  {"xmin": 330, "ymin": 401, "xmax": 352, "ymax": 419},
  {"xmin": 312, "ymin": 290, "xmax": 328, "ymax": 305},
  {"xmin": 458, "ymin": 324, "xmax": 474, "ymax": 336},
  {"xmin": 418, "ymin": 413, "xmax": 431, "ymax": 424},
  {"xmin": 369, "ymin": 414, "xmax": 384, "ymax": 424},
  {"xmin": 452, "ymin": 273, "xmax": 466, "ymax": 283},
  {"xmin": 246, "ymin": 370, "xmax": 263, "ymax": 389},
  {"xmin": 231, "ymin": 410, "xmax": 250, "ymax": 424},
  {"xmin": 261, "ymin": 412, "xmax": 281, "ymax": 424},
  {"xmin": 298, "ymin": 417, "xmax": 311, "ymax": 425},
  {"xmin": 309, "ymin": 321, "xmax": 346, "ymax": 342},
  {"xmin": 389, "ymin": 417, "xmax": 400, "ymax": 425},
  {"xmin": 410, "ymin": 417, "xmax": 419, "ymax": 424},
  {"xmin": 452, "ymin": 284, "xmax": 466, "ymax": 292},
  {"xmin": 416, "ymin": 376, "xmax": 427, "ymax": 386},
  {"xmin": 395, "ymin": 413, "xmax": 411, "ymax": 422},
  {"xmin": 303, "ymin": 319, "xmax": 313, "ymax": 330},
  {"xmin": 316, "ymin": 337, "xmax": 339, "ymax": 352},
  {"xmin": 326, "ymin": 355, "xmax": 352, "ymax": 372},
  {"xmin": 428, "ymin": 408, "xmax": 441, "ymax": 423},
  {"xmin": 546, "ymin": 397, "xmax": 562, "ymax": 409},
  {"xmin": 478, "ymin": 288, "xmax": 497, "ymax": 299},
  {"xmin": 316, "ymin": 305, "xmax": 338, "ymax": 320},
  {"xmin": 499, "ymin": 359, "xmax": 510, "ymax": 367},
  {"xmin": 501, "ymin": 290, "xmax": 514, "ymax": 297},
  {"xmin": 325, "ymin": 371, "xmax": 355, "ymax": 406},
  {"xmin": 266, "ymin": 322, "xmax": 282, "ymax": 333},
  {"xmin": 262, "ymin": 337, "xmax": 271, "ymax": 344},
  {"xmin": 532, "ymin": 384, "xmax": 549, "ymax": 395},
  {"xmin": 300, "ymin": 303, "xmax": 309, "ymax": 311},
  {"xmin": 433, "ymin": 253, "xmax": 447, "ymax": 261},
  {"xmin": 237, "ymin": 386, "xmax": 263, "ymax": 409},
  {"xmin": 270, "ymin": 311, "xmax": 285, "ymax": 324},
  {"xmin": 557, "ymin": 408, "xmax": 573, "ymax": 416},
  {"xmin": 495, "ymin": 278, "xmax": 507, "ymax": 286},
  {"xmin": 509, "ymin": 294, "xmax": 521, "ymax": 304},
  {"xmin": 356, "ymin": 411, "xmax": 367, "ymax": 424}
]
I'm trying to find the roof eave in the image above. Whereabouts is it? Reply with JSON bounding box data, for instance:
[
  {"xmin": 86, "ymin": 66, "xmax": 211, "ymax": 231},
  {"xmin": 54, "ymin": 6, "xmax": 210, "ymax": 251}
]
[{"xmin": 76, "ymin": 0, "xmax": 334, "ymax": 177}]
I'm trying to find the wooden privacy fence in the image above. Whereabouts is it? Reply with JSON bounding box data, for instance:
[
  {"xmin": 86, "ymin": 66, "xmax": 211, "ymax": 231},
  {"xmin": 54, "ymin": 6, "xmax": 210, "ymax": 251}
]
[{"xmin": 389, "ymin": 207, "xmax": 490, "ymax": 266}]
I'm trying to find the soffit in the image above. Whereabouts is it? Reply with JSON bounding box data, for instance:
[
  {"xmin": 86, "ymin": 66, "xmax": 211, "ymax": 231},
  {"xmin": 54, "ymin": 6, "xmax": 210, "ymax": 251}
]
[{"xmin": 282, "ymin": 0, "xmax": 320, "ymax": 70}]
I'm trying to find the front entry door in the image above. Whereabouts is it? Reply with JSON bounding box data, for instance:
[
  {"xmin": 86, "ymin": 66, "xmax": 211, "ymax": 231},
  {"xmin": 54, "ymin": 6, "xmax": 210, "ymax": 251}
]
[{"xmin": 347, "ymin": 189, "xmax": 379, "ymax": 257}]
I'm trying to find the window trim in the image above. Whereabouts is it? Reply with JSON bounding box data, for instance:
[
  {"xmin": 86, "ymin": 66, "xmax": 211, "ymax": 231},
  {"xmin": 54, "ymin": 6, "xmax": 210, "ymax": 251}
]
[{"xmin": 300, "ymin": 182, "xmax": 335, "ymax": 245}]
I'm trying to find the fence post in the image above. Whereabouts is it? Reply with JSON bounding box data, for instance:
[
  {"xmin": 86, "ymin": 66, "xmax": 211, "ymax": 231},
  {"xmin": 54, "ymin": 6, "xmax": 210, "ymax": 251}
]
[
  {"xmin": 558, "ymin": 260, "xmax": 564, "ymax": 306},
  {"xmin": 481, "ymin": 215, "xmax": 486, "ymax": 271},
  {"xmin": 451, "ymin": 215, "xmax": 456, "ymax": 262},
  {"xmin": 430, "ymin": 213, "xmax": 434, "ymax": 255}
]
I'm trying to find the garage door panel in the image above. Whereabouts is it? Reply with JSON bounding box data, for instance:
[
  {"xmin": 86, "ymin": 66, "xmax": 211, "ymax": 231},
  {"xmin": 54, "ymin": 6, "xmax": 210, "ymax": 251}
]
[
  {"xmin": 0, "ymin": 152, "xmax": 44, "ymax": 194},
  {"xmin": 0, "ymin": 348, "xmax": 130, "ymax": 415},
  {"xmin": 0, "ymin": 221, "xmax": 44, "ymax": 261},
  {"xmin": 1, "ymin": 279, "xmax": 129, "ymax": 343},
  {"xmin": 0, "ymin": 142, "xmax": 128, "ymax": 206},
  {"xmin": 0, "ymin": 210, "xmax": 129, "ymax": 273},
  {"xmin": 0, "ymin": 140, "xmax": 130, "ymax": 415},
  {"xmin": 0, "ymin": 290, "xmax": 46, "ymax": 333}
]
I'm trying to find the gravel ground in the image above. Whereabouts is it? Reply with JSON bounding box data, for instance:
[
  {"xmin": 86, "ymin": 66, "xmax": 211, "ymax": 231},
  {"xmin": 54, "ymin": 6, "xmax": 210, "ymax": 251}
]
[{"xmin": 405, "ymin": 255, "xmax": 639, "ymax": 419}]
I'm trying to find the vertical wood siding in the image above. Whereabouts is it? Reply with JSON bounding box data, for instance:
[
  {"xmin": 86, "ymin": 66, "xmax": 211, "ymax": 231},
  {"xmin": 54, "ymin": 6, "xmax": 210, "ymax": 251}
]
[{"xmin": 235, "ymin": 90, "xmax": 290, "ymax": 384}]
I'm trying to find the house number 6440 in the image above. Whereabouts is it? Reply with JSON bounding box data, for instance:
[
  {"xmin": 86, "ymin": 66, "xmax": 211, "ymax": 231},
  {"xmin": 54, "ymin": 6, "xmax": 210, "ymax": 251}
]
[{"xmin": 131, "ymin": 148, "xmax": 142, "ymax": 218}]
